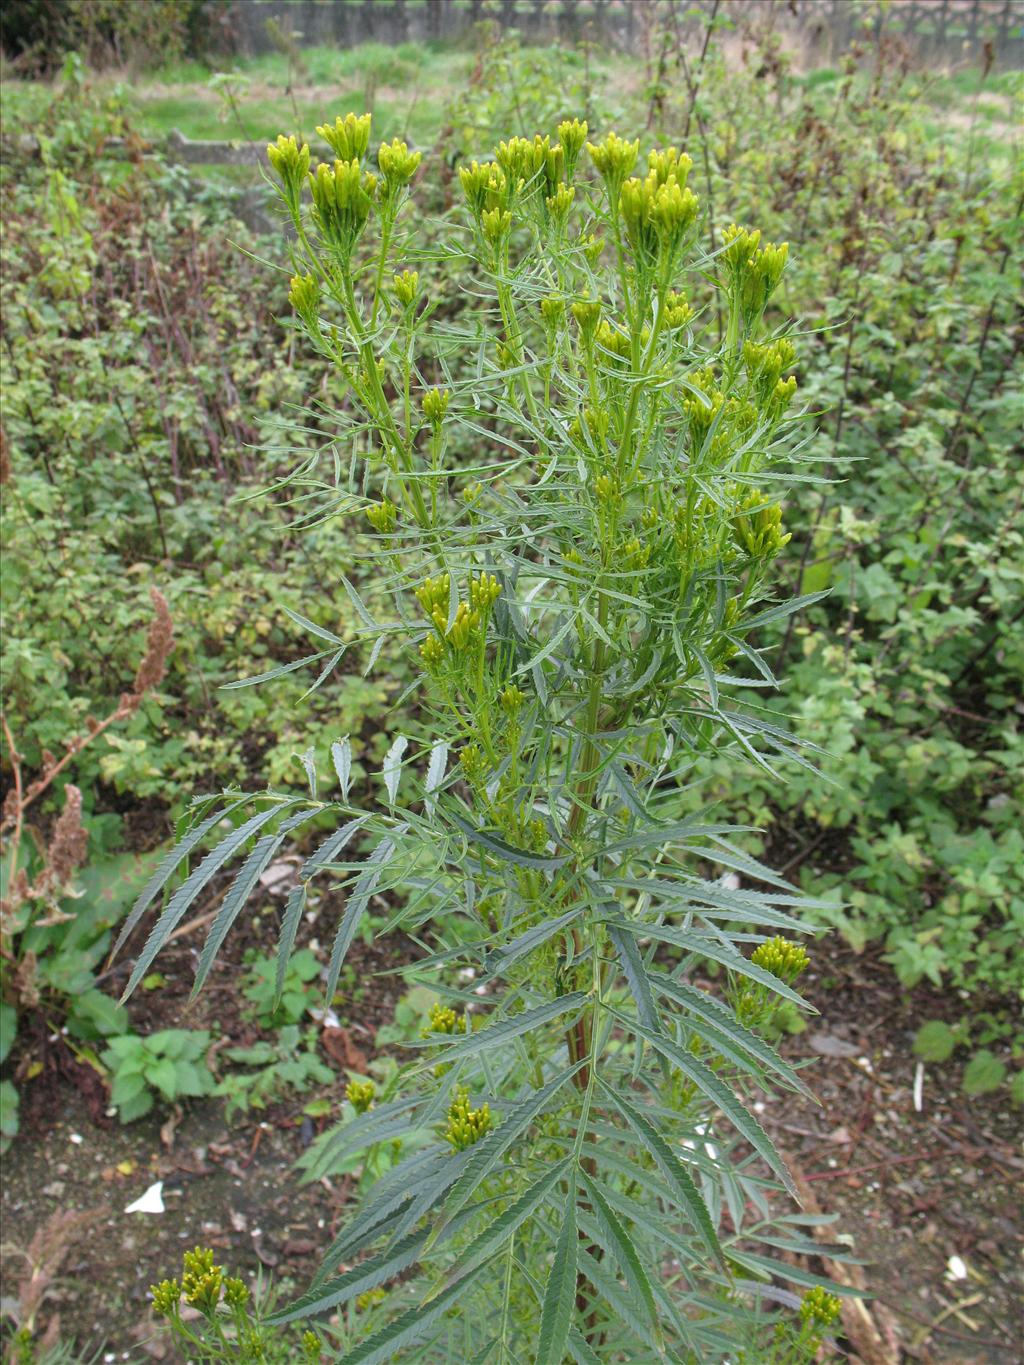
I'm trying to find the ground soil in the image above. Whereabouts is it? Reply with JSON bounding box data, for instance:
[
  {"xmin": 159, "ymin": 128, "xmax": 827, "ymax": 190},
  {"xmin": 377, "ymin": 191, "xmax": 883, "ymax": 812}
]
[{"xmin": 2, "ymin": 909, "xmax": 1020, "ymax": 1361}]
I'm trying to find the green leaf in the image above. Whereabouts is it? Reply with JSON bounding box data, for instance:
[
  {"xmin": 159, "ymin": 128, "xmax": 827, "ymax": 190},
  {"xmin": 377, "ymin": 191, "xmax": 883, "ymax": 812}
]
[
  {"xmin": 112, "ymin": 797, "xmax": 250, "ymax": 958},
  {"xmin": 220, "ymin": 649, "xmax": 335, "ymax": 689},
  {"xmin": 913, "ymin": 1020, "xmax": 956, "ymax": 1063},
  {"xmin": 0, "ymin": 1003, "xmax": 18, "ymax": 1065},
  {"xmin": 450, "ymin": 810, "xmax": 570, "ymax": 871},
  {"xmin": 537, "ymin": 1177, "xmax": 578, "ymax": 1365},
  {"xmin": 429, "ymin": 1159, "xmax": 571, "ymax": 1295},
  {"xmin": 600, "ymin": 1081, "xmax": 723, "ymax": 1266},
  {"xmin": 421, "ymin": 994, "xmax": 588, "ymax": 1070},
  {"xmin": 193, "ymin": 807, "xmax": 318, "ymax": 998},
  {"xmin": 432, "ymin": 1063, "xmax": 585, "ymax": 1249},
  {"xmin": 620, "ymin": 1018, "xmax": 798, "ymax": 1200},
  {"xmin": 382, "ymin": 734, "xmax": 409, "ymax": 807},
  {"xmin": 578, "ymin": 1170, "xmax": 661, "ymax": 1344},
  {"xmin": 335, "ymin": 1262, "xmax": 486, "ymax": 1365},
  {"xmin": 324, "ymin": 838, "xmax": 396, "ymax": 1003},
  {"xmin": 122, "ymin": 803, "xmax": 296, "ymax": 1000},
  {"xmin": 270, "ymin": 1229, "xmax": 428, "ymax": 1323},
  {"xmin": 962, "ymin": 1050, "xmax": 1006, "ymax": 1096},
  {"xmin": 606, "ymin": 917, "xmax": 810, "ymax": 1009},
  {"xmin": 331, "ymin": 736, "xmax": 352, "ymax": 799}
]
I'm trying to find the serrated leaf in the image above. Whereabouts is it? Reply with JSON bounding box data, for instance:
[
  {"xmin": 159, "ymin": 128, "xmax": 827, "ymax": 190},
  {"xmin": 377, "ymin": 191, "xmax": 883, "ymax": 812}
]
[
  {"xmin": 607, "ymin": 917, "xmax": 809, "ymax": 1009},
  {"xmin": 913, "ymin": 1020, "xmax": 956, "ymax": 1063},
  {"xmin": 421, "ymin": 994, "xmax": 588, "ymax": 1070},
  {"xmin": 425, "ymin": 741, "xmax": 447, "ymax": 817},
  {"xmin": 578, "ymin": 1170, "xmax": 661, "ymax": 1345},
  {"xmin": 600, "ymin": 1081, "xmax": 723, "ymax": 1266},
  {"xmin": 537, "ymin": 1177, "xmax": 578, "ymax": 1365},
  {"xmin": 299, "ymin": 746, "xmax": 317, "ymax": 798},
  {"xmin": 383, "ymin": 734, "xmax": 409, "ymax": 807},
  {"xmin": 220, "ymin": 649, "xmax": 334, "ymax": 689},
  {"xmin": 281, "ymin": 604, "xmax": 343, "ymax": 646},
  {"xmin": 962, "ymin": 1049, "xmax": 1006, "ymax": 1096},
  {"xmin": 485, "ymin": 905, "xmax": 585, "ymax": 975},
  {"xmin": 270, "ymin": 1228, "xmax": 427, "ymax": 1322},
  {"xmin": 336, "ymin": 1262, "xmax": 487, "ymax": 1365},
  {"xmin": 324, "ymin": 839, "xmax": 395, "ymax": 1003},
  {"xmin": 621, "ymin": 1016, "xmax": 798, "ymax": 1199},
  {"xmin": 331, "ymin": 736, "xmax": 352, "ymax": 799},
  {"xmin": 450, "ymin": 810, "xmax": 570, "ymax": 871},
  {"xmin": 112, "ymin": 797, "xmax": 250, "ymax": 958},
  {"xmin": 193, "ymin": 807, "xmax": 318, "ymax": 997},
  {"xmin": 122, "ymin": 803, "xmax": 294, "ymax": 999},
  {"xmin": 428, "ymin": 1159, "xmax": 570, "ymax": 1295},
  {"xmin": 341, "ymin": 573, "xmax": 377, "ymax": 628}
]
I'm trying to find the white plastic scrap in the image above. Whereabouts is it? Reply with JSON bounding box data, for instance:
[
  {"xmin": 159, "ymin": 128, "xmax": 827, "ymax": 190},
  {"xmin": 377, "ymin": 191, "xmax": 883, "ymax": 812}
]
[
  {"xmin": 945, "ymin": 1254, "xmax": 968, "ymax": 1282},
  {"xmin": 125, "ymin": 1181, "xmax": 165, "ymax": 1214}
]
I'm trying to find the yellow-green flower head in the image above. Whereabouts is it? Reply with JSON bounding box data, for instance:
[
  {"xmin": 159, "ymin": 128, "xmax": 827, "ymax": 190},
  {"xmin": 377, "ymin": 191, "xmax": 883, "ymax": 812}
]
[
  {"xmin": 481, "ymin": 205, "xmax": 512, "ymax": 244},
  {"xmin": 587, "ymin": 131, "xmax": 639, "ymax": 192},
  {"xmin": 392, "ymin": 269, "xmax": 419, "ymax": 307},
  {"xmin": 647, "ymin": 146, "xmax": 693, "ymax": 187},
  {"xmin": 420, "ymin": 634, "xmax": 444, "ymax": 670},
  {"xmin": 288, "ymin": 272, "xmax": 320, "ymax": 324},
  {"xmin": 365, "ymin": 498, "xmax": 398, "ymax": 534},
  {"xmin": 469, "ymin": 572, "xmax": 501, "ymax": 609},
  {"xmin": 378, "ymin": 137, "xmax": 422, "ymax": 188},
  {"xmin": 664, "ymin": 289, "xmax": 693, "ymax": 330},
  {"xmin": 499, "ymin": 683, "xmax": 525, "ymax": 711},
  {"xmin": 722, "ymin": 222, "xmax": 762, "ymax": 272},
  {"xmin": 571, "ymin": 298, "xmax": 602, "ymax": 339},
  {"xmin": 596, "ymin": 320, "xmax": 631, "ymax": 361},
  {"xmin": 458, "ymin": 160, "xmax": 508, "ymax": 217},
  {"xmin": 541, "ymin": 295, "xmax": 565, "ymax": 327},
  {"xmin": 346, "ymin": 1077, "xmax": 375, "ymax": 1113},
  {"xmin": 302, "ymin": 1331, "xmax": 321, "ymax": 1360},
  {"xmin": 267, "ymin": 134, "xmax": 311, "ymax": 199},
  {"xmin": 620, "ymin": 170, "xmax": 699, "ymax": 266},
  {"xmin": 495, "ymin": 134, "xmax": 548, "ymax": 186},
  {"xmin": 422, "ymin": 387, "xmax": 450, "ymax": 426},
  {"xmin": 415, "ymin": 573, "xmax": 450, "ymax": 615},
  {"xmin": 541, "ymin": 141, "xmax": 564, "ymax": 195},
  {"xmin": 545, "ymin": 182, "xmax": 575, "ymax": 226},
  {"xmin": 447, "ymin": 601, "xmax": 482, "ymax": 649},
  {"xmin": 581, "ymin": 231, "xmax": 603, "ymax": 264},
  {"xmin": 751, "ymin": 935, "xmax": 809, "ymax": 983},
  {"xmin": 459, "ymin": 743, "xmax": 486, "ymax": 784},
  {"xmin": 317, "ymin": 112, "xmax": 372, "ymax": 162},
  {"xmin": 182, "ymin": 1246, "xmax": 223, "ymax": 1313},
  {"xmin": 595, "ymin": 472, "xmax": 618, "ymax": 503},
  {"xmin": 421, "ymin": 1001, "xmax": 467, "ymax": 1037},
  {"xmin": 444, "ymin": 1085, "xmax": 493, "ymax": 1151},
  {"xmin": 799, "ymin": 1286, "xmax": 842, "ymax": 1329},
  {"xmin": 224, "ymin": 1277, "xmax": 249, "ymax": 1308},
  {"xmin": 557, "ymin": 118, "xmax": 588, "ymax": 177},
  {"xmin": 151, "ymin": 1278, "xmax": 181, "ymax": 1317},
  {"xmin": 308, "ymin": 158, "xmax": 378, "ymax": 254},
  {"xmin": 731, "ymin": 489, "xmax": 792, "ymax": 558}
]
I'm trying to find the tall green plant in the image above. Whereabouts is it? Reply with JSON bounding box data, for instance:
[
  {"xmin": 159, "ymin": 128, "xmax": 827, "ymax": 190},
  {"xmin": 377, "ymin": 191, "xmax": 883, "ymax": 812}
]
[{"xmin": 123, "ymin": 112, "xmax": 846, "ymax": 1360}]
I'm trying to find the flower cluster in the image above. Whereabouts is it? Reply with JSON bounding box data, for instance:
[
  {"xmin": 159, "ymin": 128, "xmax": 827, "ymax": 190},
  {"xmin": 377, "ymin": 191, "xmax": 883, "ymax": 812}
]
[
  {"xmin": 751, "ymin": 936, "xmax": 810, "ymax": 984},
  {"xmin": 444, "ymin": 1085, "xmax": 493, "ymax": 1151},
  {"xmin": 346, "ymin": 1077, "xmax": 375, "ymax": 1113},
  {"xmin": 722, "ymin": 222, "xmax": 790, "ymax": 327},
  {"xmin": 731, "ymin": 489, "xmax": 792, "ymax": 559},
  {"xmin": 799, "ymin": 1287, "xmax": 842, "ymax": 1329},
  {"xmin": 619, "ymin": 147, "xmax": 699, "ymax": 269},
  {"xmin": 421, "ymin": 1001, "xmax": 468, "ymax": 1037}
]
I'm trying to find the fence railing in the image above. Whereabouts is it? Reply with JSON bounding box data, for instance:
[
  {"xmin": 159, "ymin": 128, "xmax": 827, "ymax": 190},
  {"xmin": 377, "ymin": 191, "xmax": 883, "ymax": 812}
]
[{"xmin": 221, "ymin": 0, "xmax": 1022, "ymax": 69}]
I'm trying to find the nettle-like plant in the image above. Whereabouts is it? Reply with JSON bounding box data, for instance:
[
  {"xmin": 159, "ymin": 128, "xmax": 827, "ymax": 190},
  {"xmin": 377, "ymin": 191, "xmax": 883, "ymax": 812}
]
[{"xmin": 120, "ymin": 112, "xmax": 846, "ymax": 1361}]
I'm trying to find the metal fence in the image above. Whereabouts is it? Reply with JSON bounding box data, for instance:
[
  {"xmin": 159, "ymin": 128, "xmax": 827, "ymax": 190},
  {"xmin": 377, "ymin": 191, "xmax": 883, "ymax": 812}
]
[{"xmin": 220, "ymin": 0, "xmax": 1022, "ymax": 69}]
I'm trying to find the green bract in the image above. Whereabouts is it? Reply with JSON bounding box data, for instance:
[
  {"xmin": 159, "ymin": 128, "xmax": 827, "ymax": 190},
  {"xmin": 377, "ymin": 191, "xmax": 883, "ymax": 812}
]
[{"xmin": 122, "ymin": 111, "xmax": 846, "ymax": 1360}]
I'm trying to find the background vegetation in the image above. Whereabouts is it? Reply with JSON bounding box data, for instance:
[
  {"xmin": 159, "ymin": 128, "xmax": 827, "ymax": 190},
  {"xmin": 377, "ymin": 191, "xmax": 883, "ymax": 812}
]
[{"xmin": 0, "ymin": 3, "xmax": 1021, "ymax": 1356}]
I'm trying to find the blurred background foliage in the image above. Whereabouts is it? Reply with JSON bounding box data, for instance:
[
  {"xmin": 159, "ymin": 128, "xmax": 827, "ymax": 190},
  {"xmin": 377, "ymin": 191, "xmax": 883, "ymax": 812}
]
[{"xmin": 1, "ymin": 4, "xmax": 1021, "ymax": 1110}]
